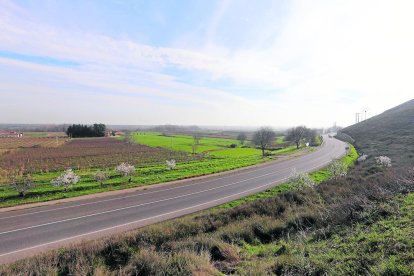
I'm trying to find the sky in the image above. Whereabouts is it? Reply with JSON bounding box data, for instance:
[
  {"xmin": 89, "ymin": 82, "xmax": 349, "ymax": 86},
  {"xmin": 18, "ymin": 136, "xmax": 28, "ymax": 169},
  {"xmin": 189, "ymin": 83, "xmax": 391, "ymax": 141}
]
[{"xmin": 0, "ymin": 0, "xmax": 413, "ymax": 128}]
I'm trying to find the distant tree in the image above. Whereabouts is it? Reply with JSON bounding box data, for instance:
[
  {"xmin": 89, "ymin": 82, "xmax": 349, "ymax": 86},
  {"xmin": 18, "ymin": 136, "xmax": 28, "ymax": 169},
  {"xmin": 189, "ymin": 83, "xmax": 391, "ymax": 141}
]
[
  {"xmin": 51, "ymin": 169, "xmax": 80, "ymax": 192},
  {"xmin": 10, "ymin": 174, "xmax": 35, "ymax": 197},
  {"xmin": 307, "ymin": 129, "xmax": 322, "ymax": 146},
  {"xmin": 93, "ymin": 124, "xmax": 106, "ymax": 137},
  {"xmin": 237, "ymin": 133, "xmax": 247, "ymax": 145},
  {"xmin": 192, "ymin": 134, "xmax": 202, "ymax": 154},
  {"xmin": 193, "ymin": 134, "xmax": 202, "ymax": 145},
  {"xmin": 116, "ymin": 163, "xmax": 135, "ymax": 183},
  {"xmin": 253, "ymin": 127, "xmax": 276, "ymax": 156},
  {"xmin": 94, "ymin": 171, "xmax": 108, "ymax": 187},
  {"xmin": 66, "ymin": 123, "xmax": 106, "ymax": 138},
  {"xmin": 286, "ymin": 126, "xmax": 310, "ymax": 149}
]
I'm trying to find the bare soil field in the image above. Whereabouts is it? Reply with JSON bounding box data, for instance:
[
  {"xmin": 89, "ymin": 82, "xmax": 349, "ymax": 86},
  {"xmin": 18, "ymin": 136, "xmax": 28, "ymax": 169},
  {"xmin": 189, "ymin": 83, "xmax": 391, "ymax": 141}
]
[{"xmin": 0, "ymin": 137, "xmax": 189, "ymax": 181}]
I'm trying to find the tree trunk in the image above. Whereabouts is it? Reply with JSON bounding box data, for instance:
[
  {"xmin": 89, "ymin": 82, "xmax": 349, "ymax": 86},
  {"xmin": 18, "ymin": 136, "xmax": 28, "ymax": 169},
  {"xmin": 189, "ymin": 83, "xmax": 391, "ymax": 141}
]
[
  {"xmin": 296, "ymin": 142, "xmax": 299, "ymax": 149},
  {"xmin": 261, "ymin": 147, "xmax": 265, "ymax": 157}
]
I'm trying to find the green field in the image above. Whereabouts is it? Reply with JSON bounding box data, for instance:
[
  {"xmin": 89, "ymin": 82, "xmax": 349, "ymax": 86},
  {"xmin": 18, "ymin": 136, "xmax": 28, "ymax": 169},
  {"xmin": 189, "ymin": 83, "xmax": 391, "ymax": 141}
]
[
  {"xmin": 0, "ymin": 132, "xmax": 305, "ymax": 207},
  {"xmin": 131, "ymin": 132, "xmax": 292, "ymax": 157}
]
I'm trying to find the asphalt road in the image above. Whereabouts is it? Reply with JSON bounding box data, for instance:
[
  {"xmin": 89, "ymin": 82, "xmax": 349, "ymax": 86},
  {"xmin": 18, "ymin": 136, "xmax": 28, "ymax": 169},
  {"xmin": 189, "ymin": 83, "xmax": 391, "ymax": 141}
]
[{"xmin": 0, "ymin": 136, "xmax": 347, "ymax": 264}]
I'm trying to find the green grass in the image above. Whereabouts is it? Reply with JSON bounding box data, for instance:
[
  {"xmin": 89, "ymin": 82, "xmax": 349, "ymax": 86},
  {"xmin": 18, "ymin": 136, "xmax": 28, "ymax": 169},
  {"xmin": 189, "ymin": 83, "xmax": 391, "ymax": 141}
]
[
  {"xmin": 0, "ymin": 132, "xmax": 306, "ymax": 208},
  {"xmin": 215, "ymin": 144, "xmax": 357, "ymax": 209},
  {"xmin": 0, "ymin": 155, "xmax": 269, "ymax": 207},
  {"xmin": 238, "ymin": 193, "xmax": 414, "ymax": 275},
  {"xmin": 132, "ymin": 132, "xmax": 263, "ymax": 157}
]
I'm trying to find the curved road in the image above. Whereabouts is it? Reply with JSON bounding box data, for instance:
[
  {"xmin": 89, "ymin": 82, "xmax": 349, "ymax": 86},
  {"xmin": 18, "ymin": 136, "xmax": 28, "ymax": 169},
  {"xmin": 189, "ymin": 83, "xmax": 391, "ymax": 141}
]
[{"xmin": 0, "ymin": 136, "xmax": 347, "ymax": 264}]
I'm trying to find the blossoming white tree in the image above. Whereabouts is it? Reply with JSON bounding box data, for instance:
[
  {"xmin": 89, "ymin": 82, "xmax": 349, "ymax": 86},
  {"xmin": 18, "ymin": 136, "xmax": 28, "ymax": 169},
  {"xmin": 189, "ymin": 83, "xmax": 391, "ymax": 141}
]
[
  {"xmin": 357, "ymin": 154, "xmax": 368, "ymax": 163},
  {"xmin": 166, "ymin": 159, "xmax": 176, "ymax": 170},
  {"xmin": 328, "ymin": 159, "xmax": 347, "ymax": 179},
  {"xmin": 51, "ymin": 169, "xmax": 80, "ymax": 192},
  {"xmin": 116, "ymin": 163, "xmax": 135, "ymax": 183},
  {"xmin": 375, "ymin": 156, "xmax": 392, "ymax": 167},
  {"xmin": 287, "ymin": 169, "xmax": 315, "ymax": 189}
]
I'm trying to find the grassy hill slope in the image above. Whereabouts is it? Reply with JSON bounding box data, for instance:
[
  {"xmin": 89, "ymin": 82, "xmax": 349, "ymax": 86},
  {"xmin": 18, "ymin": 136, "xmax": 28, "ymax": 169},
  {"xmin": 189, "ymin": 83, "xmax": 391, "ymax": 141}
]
[{"xmin": 341, "ymin": 99, "xmax": 414, "ymax": 166}]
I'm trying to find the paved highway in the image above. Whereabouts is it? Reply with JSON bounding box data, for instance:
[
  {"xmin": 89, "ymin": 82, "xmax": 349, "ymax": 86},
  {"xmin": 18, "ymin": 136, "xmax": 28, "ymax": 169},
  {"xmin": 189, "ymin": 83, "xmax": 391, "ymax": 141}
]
[{"xmin": 0, "ymin": 136, "xmax": 347, "ymax": 264}]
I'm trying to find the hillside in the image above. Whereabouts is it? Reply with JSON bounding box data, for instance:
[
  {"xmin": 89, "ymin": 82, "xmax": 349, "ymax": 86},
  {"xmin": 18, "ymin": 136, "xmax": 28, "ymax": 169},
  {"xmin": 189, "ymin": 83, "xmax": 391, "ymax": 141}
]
[{"xmin": 341, "ymin": 99, "xmax": 414, "ymax": 166}]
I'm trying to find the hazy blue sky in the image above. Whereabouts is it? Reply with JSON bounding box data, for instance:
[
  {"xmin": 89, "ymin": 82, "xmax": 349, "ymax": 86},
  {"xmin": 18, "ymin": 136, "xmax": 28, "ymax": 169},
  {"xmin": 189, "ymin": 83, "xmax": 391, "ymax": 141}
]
[{"xmin": 1, "ymin": 0, "xmax": 413, "ymax": 127}]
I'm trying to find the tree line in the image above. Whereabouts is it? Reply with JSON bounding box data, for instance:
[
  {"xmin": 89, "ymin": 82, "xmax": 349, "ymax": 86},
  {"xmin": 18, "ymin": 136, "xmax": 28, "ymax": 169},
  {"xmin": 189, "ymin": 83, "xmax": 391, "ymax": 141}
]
[
  {"xmin": 245, "ymin": 126, "xmax": 322, "ymax": 156},
  {"xmin": 66, "ymin": 124, "xmax": 106, "ymax": 138}
]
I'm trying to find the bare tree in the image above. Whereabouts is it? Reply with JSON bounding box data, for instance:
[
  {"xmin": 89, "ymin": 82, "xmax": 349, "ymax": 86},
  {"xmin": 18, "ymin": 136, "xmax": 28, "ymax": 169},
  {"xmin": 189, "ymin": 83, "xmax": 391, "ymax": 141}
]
[
  {"xmin": 237, "ymin": 133, "xmax": 247, "ymax": 145},
  {"xmin": 11, "ymin": 174, "xmax": 35, "ymax": 197},
  {"xmin": 193, "ymin": 134, "xmax": 201, "ymax": 145},
  {"xmin": 253, "ymin": 127, "xmax": 276, "ymax": 156},
  {"xmin": 94, "ymin": 171, "xmax": 108, "ymax": 187},
  {"xmin": 192, "ymin": 134, "xmax": 202, "ymax": 154},
  {"xmin": 286, "ymin": 126, "xmax": 310, "ymax": 149},
  {"xmin": 51, "ymin": 169, "xmax": 80, "ymax": 192}
]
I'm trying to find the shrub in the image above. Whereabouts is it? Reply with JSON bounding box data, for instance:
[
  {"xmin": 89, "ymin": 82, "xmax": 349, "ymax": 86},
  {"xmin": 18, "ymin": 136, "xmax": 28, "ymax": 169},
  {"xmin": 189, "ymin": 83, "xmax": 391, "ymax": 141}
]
[
  {"xmin": 124, "ymin": 248, "xmax": 165, "ymax": 275},
  {"xmin": 166, "ymin": 159, "xmax": 176, "ymax": 170},
  {"xmin": 357, "ymin": 154, "xmax": 368, "ymax": 163},
  {"xmin": 286, "ymin": 169, "xmax": 315, "ymax": 189},
  {"xmin": 376, "ymin": 156, "xmax": 392, "ymax": 168},
  {"xmin": 328, "ymin": 159, "xmax": 347, "ymax": 179}
]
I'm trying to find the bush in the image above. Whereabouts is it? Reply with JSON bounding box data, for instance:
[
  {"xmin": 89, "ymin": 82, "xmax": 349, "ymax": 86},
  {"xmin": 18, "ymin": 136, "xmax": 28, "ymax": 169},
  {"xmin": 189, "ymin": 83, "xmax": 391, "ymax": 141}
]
[{"xmin": 376, "ymin": 156, "xmax": 392, "ymax": 167}]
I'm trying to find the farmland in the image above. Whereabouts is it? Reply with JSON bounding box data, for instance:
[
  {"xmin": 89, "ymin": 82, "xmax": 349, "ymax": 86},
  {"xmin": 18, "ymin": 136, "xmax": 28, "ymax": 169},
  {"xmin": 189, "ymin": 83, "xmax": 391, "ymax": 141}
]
[
  {"xmin": 2, "ymin": 102, "xmax": 411, "ymax": 275},
  {"xmin": 0, "ymin": 132, "xmax": 309, "ymax": 207},
  {"xmin": 0, "ymin": 137, "xmax": 189, "ymax": 179},
  {"xmin": 0, "ymin": 136, "xmax": 67, "ymax": 152},
  {"xmin": 131, "ymin": 132, "xmax": 293, "ymax": 157}
]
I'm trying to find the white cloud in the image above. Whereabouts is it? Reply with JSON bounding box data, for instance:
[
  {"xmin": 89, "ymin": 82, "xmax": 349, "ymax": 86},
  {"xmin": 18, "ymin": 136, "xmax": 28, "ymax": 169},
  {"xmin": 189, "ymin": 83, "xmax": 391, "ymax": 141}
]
[{"xmin": 0, "ymin": 0, "xmax": 413, "ymax": 127}]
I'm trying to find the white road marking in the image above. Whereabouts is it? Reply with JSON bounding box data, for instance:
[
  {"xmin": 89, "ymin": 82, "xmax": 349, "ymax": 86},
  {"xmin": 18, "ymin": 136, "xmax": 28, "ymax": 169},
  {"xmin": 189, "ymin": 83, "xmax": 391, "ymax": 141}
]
[
  {"xmin": 0, "ymin": 169, "xmax": 289, "ymax": 236},
  {"xmin": 0, "ymin": 139, "xmax": 347, "ymax": 260},
  {"xmin": 0, "ymin": 140, "xmax": 338, "ymax": 221},
  {"xmin": 0, "ymin": 150, "xmax": 313, "ymax": 220},
  {"xmin": 0, "ymin": 177, "xmax": 287, "ymax": 259}
]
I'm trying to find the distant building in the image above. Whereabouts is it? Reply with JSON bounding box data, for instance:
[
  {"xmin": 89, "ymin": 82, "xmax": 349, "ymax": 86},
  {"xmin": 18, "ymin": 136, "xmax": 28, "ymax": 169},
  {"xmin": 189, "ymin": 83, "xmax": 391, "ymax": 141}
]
[{"xmin": 0, "ymin": 131, "xmax": 24, "ymax": 138}]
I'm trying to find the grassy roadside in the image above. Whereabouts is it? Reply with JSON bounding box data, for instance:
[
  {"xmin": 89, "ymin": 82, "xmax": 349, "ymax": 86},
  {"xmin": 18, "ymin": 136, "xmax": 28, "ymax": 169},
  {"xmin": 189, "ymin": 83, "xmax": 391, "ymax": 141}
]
[
  {"xmin": 215, "ymin": 144, "xmax": 357, "ymax": 209},
  {"xmin": 0, "ymin": 132, "xmax": 306, "ymax": 208},
  {"xmin": 0, "ymin": 155, "xmax": 266, "ymax": 208},
  {"xmin": 1, "ymin": 146, "xmax": 411, "ymax": 275}
]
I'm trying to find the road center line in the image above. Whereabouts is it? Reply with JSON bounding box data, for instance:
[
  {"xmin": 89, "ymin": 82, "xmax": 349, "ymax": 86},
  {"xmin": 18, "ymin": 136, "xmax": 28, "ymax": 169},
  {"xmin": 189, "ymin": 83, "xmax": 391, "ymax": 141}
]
[
  {"xmin": 0, "ymin": 149, "xmax": 317, "ymax": 220},
  {"xmin": 0, "ymin": 177, "xmax": 287, "ymax": 259},
  {"xmin": 0, "ymin": 169, "xmax": 290, "ymax": 236}
]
